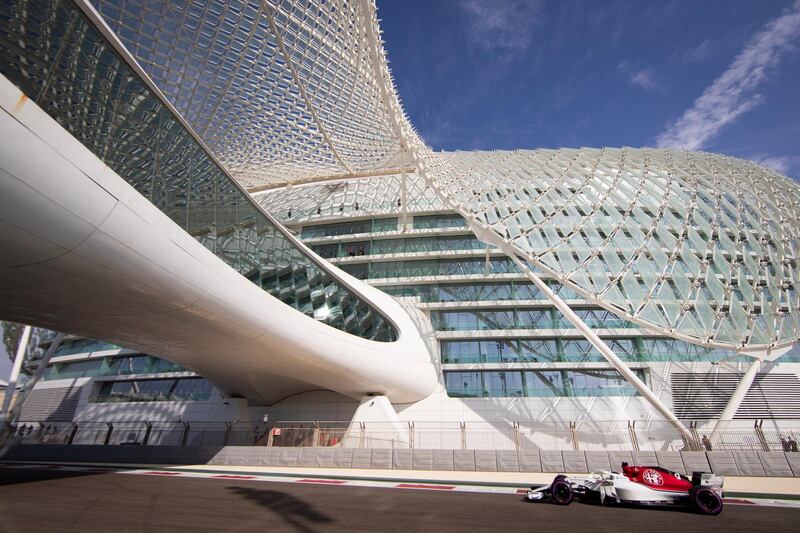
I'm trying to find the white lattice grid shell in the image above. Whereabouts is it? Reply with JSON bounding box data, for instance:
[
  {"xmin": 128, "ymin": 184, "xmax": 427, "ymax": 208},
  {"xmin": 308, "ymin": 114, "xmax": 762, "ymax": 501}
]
[
  {"xmin": 94, "ymin": 0, "xmax": 800, "ymax": 352},
  {"xmin": 416, "ymin": 147, "xmax": 800, "ymax": 353},
  {"xmin": 255, "ymin": 172, "xmax": 445, "ymax": 221},
  {"xmin": 94, "ymin": 0, "xmax": 410, "ymax": 190}
]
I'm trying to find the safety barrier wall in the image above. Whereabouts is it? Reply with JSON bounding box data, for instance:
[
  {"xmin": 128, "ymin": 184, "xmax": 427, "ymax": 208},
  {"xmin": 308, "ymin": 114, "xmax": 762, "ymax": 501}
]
[
  {"xmin": 10, "ymin": 420, "xmax": 800, "ymax": 453},
  {"xmin": 5, "ymin": 444, "xmax": 800, "ymax": 478}
]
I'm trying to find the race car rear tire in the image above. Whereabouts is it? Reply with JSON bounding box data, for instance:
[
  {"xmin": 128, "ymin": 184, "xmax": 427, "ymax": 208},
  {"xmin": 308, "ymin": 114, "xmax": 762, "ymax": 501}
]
[
  {"xmin": 550, "ymin": 480, "xmax": 574, "ymax": 505},
  {"xmin": 689, "ymin": 486, "xmax": 723, "ymax": 516}
]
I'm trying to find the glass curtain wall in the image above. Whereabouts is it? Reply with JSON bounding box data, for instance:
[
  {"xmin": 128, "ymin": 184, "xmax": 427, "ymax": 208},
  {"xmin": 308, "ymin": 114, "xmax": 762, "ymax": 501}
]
[
  {"xmin": 444, "ymin": 369, "xmax": 645, "ymax": 398},
  {"xmin": 94, "ymin": 377, "xmax": 214, "ymax": 402},
  {"xmin": 44, "ymin": 354, "xmax": 187, "ymax": 380},
  {"xmin": 440, "ymin": 337, "xmax": 749, "ymax": 364},
  {"xmin": 340, "ymin": 258, "xmax": 519, "ymax": 280},
  {"xmin": 431, "ymin": 309, "xmax": 637, "ymax": 331}
]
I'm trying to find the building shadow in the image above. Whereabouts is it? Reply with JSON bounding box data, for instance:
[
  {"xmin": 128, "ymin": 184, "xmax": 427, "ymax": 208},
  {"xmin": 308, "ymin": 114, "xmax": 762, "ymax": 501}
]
[
  {"xmin": 227, "ymin": 486, "xmax": 334, "ymax": 532},
  {"xmin": 0, "ymin": 466, "xmax": 110, "ymax": 486}
]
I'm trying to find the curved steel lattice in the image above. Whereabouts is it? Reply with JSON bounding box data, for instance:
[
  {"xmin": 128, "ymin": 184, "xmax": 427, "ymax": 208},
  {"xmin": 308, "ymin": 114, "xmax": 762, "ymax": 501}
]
[
  {"xmin": 256, "ymin": 172, "xmax": 445, "ymax": 222},
  {"xmin": 416, "ymin": 148, "xmax": 800, "ymax": 352},
  {"xmin": 0, "ymin": 0, "xmax": 397, "ymax": 342},
  {"xmin": 94, "ymin": 0, "xmax": 410, "ymax": 190},
  {"xmin": 82, "ymin": 1, "xmax": 800, "ymax": 351}
]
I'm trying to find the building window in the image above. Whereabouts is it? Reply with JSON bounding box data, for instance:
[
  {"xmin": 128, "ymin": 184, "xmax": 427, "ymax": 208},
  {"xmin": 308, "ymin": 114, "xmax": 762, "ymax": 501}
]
[
  {"xmin": 443, "ymin": 369, "xmax": 645, "ymax": 398},
  {"xmin": 413, "ymin": 213, "xmax": 468, "ymax": 229},
  {"xmin": 93, "ymin": 378, "xmax": 213, "ymax": 403}
]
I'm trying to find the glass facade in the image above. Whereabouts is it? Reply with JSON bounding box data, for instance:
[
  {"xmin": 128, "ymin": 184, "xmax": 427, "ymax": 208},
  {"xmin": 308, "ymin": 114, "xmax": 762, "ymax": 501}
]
[
  {"xmin": 413, "ymin": 214, "xmax": 469, "ymax": 229},
  {"xmin": 293, "ymin": 213, "xmax": 766, "ymax": 398},
  {"xmin": 93, "ymin": 377, "xmax": 213, "ymax": 403},
  {"xmin": 444, "ymin": 369, "xmax": 645, "ymax": 398},
  {"xmin": 340, "ymin": 258, "xmax": 519, "ymax": 280},
  {"xmin": 441, "ymin": 338, "xmax": 638, "ymax": 364},
  {"xmin": 431, "ymin": 308, "xmax": 637, "ymax": 331},
  {"xmin": 44, "ymin": 354, "xmax": 186, "ymax": 381},
  {"xmin": 301, "ymin": 218, "xmax": 398, "ymax": 239},
  {"xmin": 310, "ymin": 234, "xmax": 485, "ymax": 258},
  {"xmin": 54, "ymin": 338, "xmax": 121, "ymax": 356},
  {"xmin": 0, "ymin": 0, "xmax": 396, "ymax": 342},
  {"xmin": 439, "ymin": 337, "xmax": 749, "ymax": 364},
  {"xmin": 382, "ymin": 282, "xmax": 582, "ymax": 302}
]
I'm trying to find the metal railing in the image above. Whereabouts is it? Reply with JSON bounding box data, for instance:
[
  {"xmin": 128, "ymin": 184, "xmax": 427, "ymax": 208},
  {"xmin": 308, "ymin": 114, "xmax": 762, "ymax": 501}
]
[
  {"xmin": 8, "ymin": 421, "xmax": 263, "ymax": 448},
  {"xmin": 8, "ymin": 419, "xmax": 800, "ymax": 453}
]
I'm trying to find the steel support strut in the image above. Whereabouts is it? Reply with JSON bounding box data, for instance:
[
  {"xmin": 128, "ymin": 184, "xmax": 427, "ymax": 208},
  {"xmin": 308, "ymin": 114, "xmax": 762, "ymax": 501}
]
[
  {"xmin": 709, "ymin": 359, "xmax": 761, "ymax": 440},
  {"xmin": 507, "ymin": 254, "xmax": 694, "ymax": 441},
  {"xmin": 1, "ymin": 325, "xmax": 31, "ymax": 416}
]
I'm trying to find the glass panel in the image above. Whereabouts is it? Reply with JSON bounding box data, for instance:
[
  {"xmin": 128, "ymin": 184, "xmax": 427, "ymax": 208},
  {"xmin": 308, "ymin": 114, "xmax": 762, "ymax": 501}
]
[
  {"xmin": 444, "ymin": 371, "xmax": 482, "ymax": 398},
  {"xmin": 54, "ymin": 338, "xmax": 121, "ymax": 356},
  {"xmin": 413, "ymin": 213, "xmax": 467, "ymax": 229},
  {"xmin": 43, "ymin": 354, "xmax": 188, "ymax": 380},
  {"xmin": 485, "ymin": 371, "xmax": 524, "ymax": 397},
  {"xmin": 93, "ymin": 378, "xmax": 213, "ymax": 402}
]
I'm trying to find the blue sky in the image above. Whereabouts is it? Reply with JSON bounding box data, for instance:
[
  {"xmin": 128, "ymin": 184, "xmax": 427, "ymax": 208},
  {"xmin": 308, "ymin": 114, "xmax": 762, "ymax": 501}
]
[{"xmin": 377, "ymin": 0, "xmax": 800, "ymax": 179}]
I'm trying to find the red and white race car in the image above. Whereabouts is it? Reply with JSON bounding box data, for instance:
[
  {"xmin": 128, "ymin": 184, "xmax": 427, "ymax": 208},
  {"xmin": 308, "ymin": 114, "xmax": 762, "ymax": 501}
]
[{"xmin": 525, "ymin": 463, "xmax": 724, "ymax": 515}]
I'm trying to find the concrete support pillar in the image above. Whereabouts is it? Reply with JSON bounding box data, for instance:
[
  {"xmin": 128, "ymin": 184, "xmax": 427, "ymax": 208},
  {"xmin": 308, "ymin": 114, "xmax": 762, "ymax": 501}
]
[{"xmin": 347, "ymin": 395, "xmax": 408, "ymax": 448}]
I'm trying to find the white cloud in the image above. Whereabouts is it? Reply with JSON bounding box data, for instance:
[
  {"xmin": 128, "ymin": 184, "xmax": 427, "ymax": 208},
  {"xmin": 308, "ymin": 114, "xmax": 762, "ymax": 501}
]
[
  {"xmin": 674, "ymin": 38, "xmax": 721, "ymax": 65},
  {"xmin": 656, "ymin": 2, "xmax": 800, "ymax": 150},
  {"xmin": 630, "ymin": 68, "xmax": 658, "ymax": 91},
  {"xmin": 748, "ymin": 154, "xmax": 800, "ymax": 176},
  {"xmin": 460, "ymin": 0, "xmax": 544, "ymax": 54}
]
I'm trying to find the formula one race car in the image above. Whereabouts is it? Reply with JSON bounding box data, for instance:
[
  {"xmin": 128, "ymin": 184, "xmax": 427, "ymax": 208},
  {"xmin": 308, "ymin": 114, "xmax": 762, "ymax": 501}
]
[{"xmin": 526, "ymin": 463, "xmax": 724, "ymax": 515}]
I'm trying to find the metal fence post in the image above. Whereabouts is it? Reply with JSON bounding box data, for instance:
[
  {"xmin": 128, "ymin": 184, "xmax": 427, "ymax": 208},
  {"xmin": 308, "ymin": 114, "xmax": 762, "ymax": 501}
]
[
  {"xmin": 180, "ymin": 422, "xmax": 190, "ymax": 446},
  {"xmin": 460, "ymin": 422, "xmax": 466, "ymax": 449},
  {"xmin": 569, "ymin": 421, "xmax": 579, "ymax": 451},
  {"xmin": 514, "ymin": 422, "xmax": 520, "ymax": 450},
  {"xmin": 754, "ymin": 420, "xmax": 770, "ymax": 452},
  {"xmin": 103, "ymin": 422, "xmax": 113, "ymax": 445},
  {"xmin": 627, "ymin": 421, "xmax": 640, "ymax": 451},
  {"xmin": 409, "ymin": 422, "xmax": 415, "ymax": 449},
  {"xmin": 689, "ymin": 421, "xmax": 702, "ymax": 451},
  {"xmin": 312, "ymin": 422, "xmax": 320, "ymax": 448},
  {"xmin": 142, "ymin": 421, "xmax": 152, "ymax": 446},
  {"xmin": 359, "ymin": 422, "xmax": 365, "ymax": 448},
  {"xmin": 67, "ymin": 422, "xmax": 79, "ymax": 445},
  {"xmin": 223, "ymin": 422, "xmax": 233, "ymax": 446}
]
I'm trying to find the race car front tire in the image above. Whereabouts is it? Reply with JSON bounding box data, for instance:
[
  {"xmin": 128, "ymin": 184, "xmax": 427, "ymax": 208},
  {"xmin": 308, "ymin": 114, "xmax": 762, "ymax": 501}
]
[
  {"xmin": 689, "ymin": 486, "xmax": 723, "ymax": 516},
  {"xmin": 550, "ymin": 480, "xmax": 574, "ymax": 505}
]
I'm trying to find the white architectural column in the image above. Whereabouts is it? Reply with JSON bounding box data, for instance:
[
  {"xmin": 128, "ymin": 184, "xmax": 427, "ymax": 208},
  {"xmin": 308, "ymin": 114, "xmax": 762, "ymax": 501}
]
[
  {"xmin": 709, "ymin": 345, "xmax": 793, "ymax": 439},
  {"xmin": 0, "ymin": 325, "xmax": 31, "ymax": 416},
  {"xmin": 709, "ymin": 360, "xmax": 761, "ymax": 439},
  {"xmin": 0, "ymin": 332, "xmax": 65, "ymax": 455}
]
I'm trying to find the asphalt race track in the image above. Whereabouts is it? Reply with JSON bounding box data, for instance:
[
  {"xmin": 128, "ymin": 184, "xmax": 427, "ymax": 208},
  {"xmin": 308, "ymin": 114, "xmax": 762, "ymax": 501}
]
[{"xmin": 1, "ymin": 465, "xmax": 798, "ymax": 532}]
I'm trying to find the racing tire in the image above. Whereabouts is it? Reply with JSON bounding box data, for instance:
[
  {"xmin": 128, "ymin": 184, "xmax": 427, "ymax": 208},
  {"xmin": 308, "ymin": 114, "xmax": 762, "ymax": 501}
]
[
  {"xmin": 689, "ymin": 486, "xmax": 723, "ymax": 516},
  {"xmin": 550, "ymin": 480, "xmax": 574, "ymax": 505}
]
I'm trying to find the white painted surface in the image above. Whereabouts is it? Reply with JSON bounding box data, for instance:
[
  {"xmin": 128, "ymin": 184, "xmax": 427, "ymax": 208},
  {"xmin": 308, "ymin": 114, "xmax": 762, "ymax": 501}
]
[{"xmin": 0, "ymin": 75, "xmax": 437, "ymax": 405}]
